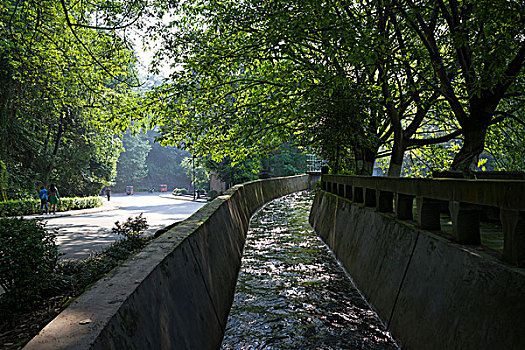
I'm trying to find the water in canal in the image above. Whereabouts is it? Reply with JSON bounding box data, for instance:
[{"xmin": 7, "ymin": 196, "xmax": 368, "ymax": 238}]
[{"xmin": 221, "ymin": 191, "xmax": 398, "ymax": 349}]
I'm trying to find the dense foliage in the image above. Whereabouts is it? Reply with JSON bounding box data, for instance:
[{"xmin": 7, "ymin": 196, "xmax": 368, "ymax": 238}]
[
  {"xmin": 2, "ymin": 0, "xmax": 524, "ymax": 202},
  {"xmin": 0, "ymin": 215, "xmax": 151, "ymax": 347},
  {"xmin": 0, "ymin": 218, "xmax": 58, "ymax": 308},
  {"xmin": 0, "ymin": 0, "xmax": 140, "ymax": 198},
  {"xmin": 114, "ymin": 131, "xmax": 191, "ymax": 192},
  {"xmin": 143, "ymin": 0, "xmax": 525, "ymax": 177}
]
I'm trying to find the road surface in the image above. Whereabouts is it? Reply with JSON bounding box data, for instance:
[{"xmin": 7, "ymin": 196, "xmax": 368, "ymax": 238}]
[{"xmin": 45, "ymin": 193, "xmax": 206, "ymax": 259}]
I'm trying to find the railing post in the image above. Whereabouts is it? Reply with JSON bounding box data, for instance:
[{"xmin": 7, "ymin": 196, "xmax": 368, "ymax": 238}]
[
  {"xmin": 417, "ymin": 197, "xmax": 442, "ymax": 230},
  {"xmin": 364, "ymin": 188, "xmax": 376, "ymax": 207},
  {"xmin": 345, "ymin": 184, "xmax": 352, "ymax": 200},
  {"xmin": 377, "ymin": 191, "xmax": 394, "ymax": 213},
  {"xmin": 396, "ymin": 194, "xmax": 414, "ymax": 220},
  {"xmin": 449, "ymin": 201, "xmax": 481, "ymax": 244},
  {"xmin": 321, "ymin": 179, "xmax": 326, "ymax": 191},
  {"xmin": 353, "ymin": 186, "xmax": 364, "ymax": 203},
  {"xmin": 500, "ymin": 209, "xmax": 525, "ymax": 266},
  {"xmin": 338, "ymin": 183, "xmax": 345, "ymax": 197}
]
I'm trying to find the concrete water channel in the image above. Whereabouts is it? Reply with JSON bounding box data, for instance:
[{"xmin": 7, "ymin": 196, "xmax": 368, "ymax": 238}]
[
  {"xmin": 24, "ymin": 175, "xmax": 523, "ymax": 349},
  {"xmin": 221, "ymin": 191, "xmax": 398, "ymax": 349}
]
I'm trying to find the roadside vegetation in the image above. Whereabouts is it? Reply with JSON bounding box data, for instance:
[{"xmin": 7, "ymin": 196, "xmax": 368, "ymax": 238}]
[
  {"xmin": 0, "ymin": 196, "xmax": 102, "ymax": 216},
  {"xmin": 0, "ymin": 215, "xmax": 150, "ymax": 349}
]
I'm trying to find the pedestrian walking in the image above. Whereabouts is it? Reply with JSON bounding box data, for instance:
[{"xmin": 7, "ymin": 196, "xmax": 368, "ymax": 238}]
[
  {"xmin": 48, "ymin": 183, "xmax": 60, "ymax": 214},
  {"xmin": 39, "ymin": 185, "xmax": 48, "ymax": 214},
  {"xmin": 105, "ymin": 186, "xmax": 111, "ymax": 201}
]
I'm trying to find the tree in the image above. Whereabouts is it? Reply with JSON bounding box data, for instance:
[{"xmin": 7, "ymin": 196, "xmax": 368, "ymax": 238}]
[
  {"xmin": 115, "ymin": 132, "xmax": 151, "ymax": 190},
  {"xmin": 0, "ymin": 0, "xmax": 140, "ymax": 197},
  {"xmin": 145, "ymin": 0, "xmax": 471, "ymax": 177},
  {"xmin": 205, "ymin": 157, "xmax": 259, "ymax": 189},
  {"xmin": 180, "ymin": 157, "xmax": 210, "ymax": 191},
  {"xmin": 392, "ymin": 0, "xmax": 525, "ymax": 175},
  {"xmin": 147, "ymin": 0, "xmax": 384, "ymax": 171},
  {"xmin": 143, "ymin": 140, "xmax": 190, "ymax": 190}
]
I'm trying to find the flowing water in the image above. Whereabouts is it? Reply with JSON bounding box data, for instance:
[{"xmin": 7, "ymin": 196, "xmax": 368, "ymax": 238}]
[{"xmin": 221, "ymin": 191, "xmax": 399, "ymax": 349}]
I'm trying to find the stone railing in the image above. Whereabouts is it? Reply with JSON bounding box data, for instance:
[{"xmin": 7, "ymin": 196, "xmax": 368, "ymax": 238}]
[{"xmin": 321, "ymin": 175, "xmax": 525, "ymax": 266}]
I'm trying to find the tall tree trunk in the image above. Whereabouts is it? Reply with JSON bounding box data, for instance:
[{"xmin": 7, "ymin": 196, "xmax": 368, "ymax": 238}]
[
  {"xmin": 334, "ymin": 141, "xmax": 340, "ymax": 173},
  {"xmin": 42, "ymin": 121, "xmax": 51, "ymax": 155},
  {"xmin": 388, "ymin": 132, "xmax": 405, "ymax": 177},
  {"xmin": 451, "ymin": 106, "xmax": 492, "ymax": 177},
  {"xmin": 354, "ymin": 145, "xmax": 378, "ymax": 176},
  {"xmin": 450, "ymin": 127, "xmax": 487, "ymax": 176},
  {"xmin": 44, "ymin": 114, "xmax": 65, "ymax": 184}
]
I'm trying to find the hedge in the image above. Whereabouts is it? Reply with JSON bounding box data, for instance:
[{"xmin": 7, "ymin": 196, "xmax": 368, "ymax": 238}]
[
  {"xmin": 0, "ymin": 217, "xmax": 59, "ymax": 308},
  {"xmin": 0, "ymin": 196, "xmax": 103, "ymax": 216}
]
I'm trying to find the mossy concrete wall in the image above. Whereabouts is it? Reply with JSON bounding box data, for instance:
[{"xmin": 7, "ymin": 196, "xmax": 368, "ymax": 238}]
[
  {"xmin": 25, "ymin": 175, "xmax": 311, "ymax": 350},
  {"xmin": 310, "ymin": 190, "xmax": 525, "ymax": 350}
]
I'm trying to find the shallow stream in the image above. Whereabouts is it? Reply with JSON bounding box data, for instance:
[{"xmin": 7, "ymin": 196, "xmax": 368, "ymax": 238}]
[{"xmin": 221, "ymin": 191, "xmax": 398, "ymax": 349}]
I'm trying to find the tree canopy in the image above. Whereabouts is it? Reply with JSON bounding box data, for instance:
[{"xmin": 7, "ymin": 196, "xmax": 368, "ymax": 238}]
[
  {"xmin": 0, "ymin": 0, "xmax": 142, "ymax": 197},
  {"xmin": 1, "ymin": 0, "xmax": 524, "ymax": 198},
  {"xmin": 143, "ymin": 0, "xmax": 525, "ymax": 177}
]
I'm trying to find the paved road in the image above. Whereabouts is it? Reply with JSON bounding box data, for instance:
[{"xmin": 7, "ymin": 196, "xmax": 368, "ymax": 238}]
[{"xmin": 43, "ymin": 193, "xmax": 206, "ymax": 259}]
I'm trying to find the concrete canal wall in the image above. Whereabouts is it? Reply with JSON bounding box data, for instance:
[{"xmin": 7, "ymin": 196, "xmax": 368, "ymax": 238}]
[
  {"xmin": 310, "ymin": 190, "xmax": 525, "ymax": 350},
  {"xmin": 25, "ymin": 175, "xmax": 311, "ymax": 350}
]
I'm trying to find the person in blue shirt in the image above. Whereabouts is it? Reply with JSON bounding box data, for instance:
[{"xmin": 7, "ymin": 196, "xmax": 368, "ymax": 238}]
[{"xmin": 39, "ymin": 186, "xmax": 48, "ymax": 214}]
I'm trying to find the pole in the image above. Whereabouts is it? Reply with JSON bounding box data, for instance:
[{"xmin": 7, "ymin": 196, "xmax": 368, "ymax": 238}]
[{"xmin": 192, "ymin": 155, "xmax": 196, "ymax": 200}]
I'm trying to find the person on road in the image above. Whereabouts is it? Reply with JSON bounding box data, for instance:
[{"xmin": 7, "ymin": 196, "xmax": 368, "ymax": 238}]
[
  {"xmin": 48, "ymin": 183, "xmax": 60, "ymax": 214},
  {"xmin": 39, "ymin": 185, "xmax": 48, "ymax": 214},
  {"xmin": 105, "ymin": 186, "xmax": 111, "ymax": 201}
]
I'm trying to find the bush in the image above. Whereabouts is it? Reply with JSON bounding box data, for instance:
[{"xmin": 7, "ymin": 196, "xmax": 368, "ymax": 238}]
[
  {"xmin": 57, "ymin": 196, "xmax": 103, "ymax": 212},
  {"xmin": 0, "ymin": 196, "xmax": 102, "ymax": 216},
  {"xmin": 112, "ymin": 214, "xmax": 149, "ymax": 242},
  {"xmin": 172, "ymin": 188, "xmax": 189, "ymax": 195},
  {"xmin": 208, "ymin": 190, "xmax": 219, "ymax": 200},
  {"xmin": 0, "ymin": 218, "xmax": 59, "ymax": 308}
]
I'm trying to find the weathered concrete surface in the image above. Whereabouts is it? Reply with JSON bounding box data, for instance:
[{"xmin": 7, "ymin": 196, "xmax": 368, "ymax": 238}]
[
  {"xmin": 310, "ymin": 190, "xmax": 525, "ymax": 350},
  {"xmin": 24, "ymin": 175, "xmax": 311, "ymax": 350}
]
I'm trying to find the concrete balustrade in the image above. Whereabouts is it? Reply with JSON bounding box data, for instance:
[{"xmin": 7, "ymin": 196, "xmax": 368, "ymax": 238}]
[
  {"xmin": 376, "ymin": 190, "xmax": 393, "ymax": 213},
  {"xmin": 364, "ymin": 188, "xmax": 376, "ymax": 207},
  {"xmin": 345, "ymin": 184, "xmax": 352, "ymax": 200},
  {"xmin": 310, "ymin": 190, "xmax": 525, "ymax": 350},
  {"xmin": 353, "ymin": 186, "xmax": 364, "ymax": 203},
  {"xmin": 395, "ymin": 193, "xmax": 414, "ymax": 220},
  {"xmin": 321, "ymin": 175, "xmax": 525, "ymax": 266},
  {"xmin": 416, "ymin": 197, "xmax": 442, "ymax": 230},
  {"xmin": 500, "ymin": 209, "xmax": 525, "ymax": 266}
]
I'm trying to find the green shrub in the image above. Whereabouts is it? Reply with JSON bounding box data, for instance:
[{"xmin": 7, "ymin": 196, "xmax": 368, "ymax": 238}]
[
  {"xmin": 57, "ymin": 222, "xmax": 152, "ymax": 297},
  {"xmin": 112, "ymin": 214, "xmax": 149, "ymax": 243},
  {"xmin": 208, "ymin": 190, "xmax": 219, "ymax": 200},
  {"xmin": 0, "ymin": 196, "xmax": 102, "ymax": 216},
  {"xmin": 57, "ymin": 196, "xmax": 102, "ymax": 212},
  {"xmin": 0, "ymin": 218, "xmax": 59, "ymax": 308},
  {"xmin": 172, "ymin": 188, "xmax": 189, "ymax": 195}
]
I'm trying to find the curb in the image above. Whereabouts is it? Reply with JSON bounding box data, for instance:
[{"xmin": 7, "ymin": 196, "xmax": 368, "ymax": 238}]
[
  {"xmin": 158, "ymin": 194, "xmax": 208, "ymax": 203},
  {"xmin": 24, "ymin": 205, "xmax": 121, "ymax": 220}
]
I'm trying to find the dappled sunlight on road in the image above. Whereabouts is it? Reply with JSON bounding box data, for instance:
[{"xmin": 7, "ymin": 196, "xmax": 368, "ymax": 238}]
[
  {"xmin": 47, "ymin": 193, "xmax": 206, "ymax": 259},
  {"xmin": 53, "ymin": 225, "xmax": 122, "ymax": 259}
]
